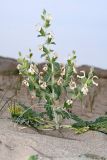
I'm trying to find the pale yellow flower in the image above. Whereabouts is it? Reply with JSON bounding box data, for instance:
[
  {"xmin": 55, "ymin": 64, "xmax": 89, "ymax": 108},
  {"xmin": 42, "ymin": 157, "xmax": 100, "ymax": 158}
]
[
  {"xmin": 57, "ymin": 77, "xmax": 63, "ymax": 86},
  {"xmin": 66, "ymin": 99, "xmax": 73, "ymax": 105},
  {"xmin": 22, "ymin": 80, "xmax": 29, "ymax": 87},
  {"xmin": 40, "ymin": 82, "xmax": 47, "ymax": 90},
  {"xmin": 38, "ymin": 45, "xmax": 43, "ymax": 51},
  {"xmin": 53, "ymin": 53, "xmax": 58, "ymax": 59},
  {"xmin": 28, "ymin": 68, "xmax": 35, "ymax": 75},
  {"xmin": 17, "ymin": 64, "xmax": 22, "ymax": 70},
  {"xmin": 77, "ymin": 71, "xmax": 85, "ymax": 79},
  {"xmin": 28, "ymin": 64, "xmax": 37, "ymax": 75},
  {"xmin": 38, "ymin": 79, "xmax": 43, "ymax": 84},
  {"xmin": 46, "ymin": 14, "xmax": 52, "ymax": 21},
  {"xmin": 81, "ymin": 84, "xmax": 88, "ymax": 95},
  {"xmin": 43, "ymin": 64, "xmax": 48, "ymax": 72},
  {"xmin": 92, "ymin": 76, "xmax": 98, "ymax": 86},
  {"xmin": 48, "ymin": 33, "xmax": 53, "ymax": 39},
  {"xmin": 69, "ymin": 81, "xmax": 76, "ymax": 90}
]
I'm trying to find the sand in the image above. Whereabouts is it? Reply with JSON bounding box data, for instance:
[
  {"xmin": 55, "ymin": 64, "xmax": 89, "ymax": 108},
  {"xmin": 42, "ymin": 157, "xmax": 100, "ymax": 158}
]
[{"xmin": 0, "ymin": 118, "xmax": 107, "ymax": 160}]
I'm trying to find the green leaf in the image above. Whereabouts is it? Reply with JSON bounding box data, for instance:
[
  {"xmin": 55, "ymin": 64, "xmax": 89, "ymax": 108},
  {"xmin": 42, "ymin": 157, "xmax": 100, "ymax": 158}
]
[
  {"xmin": 28, "ymin": 155, "xmax": 38, "ymax": 160},
  {"xmin": 43, "ymin": 46, "xmax": 49, "ymax": 54},
  {"xmin": 51, "ymin": 42, "xmax": 56, "ymax": 45},
  {"xmin": 35, "ymin": 89, "xmax": 42, "ymax": 98},
  {"xmin": 71, "ymin": 126, "xmax": 89, "ymax": 134},
  {"xmin": 18, "ymin": 52, "xmax": 22, "ymax": 56},
  {"xmin": 54, "ymin": 84, "xmax": 61, "ymax": 99},
  {"xmin": 44, "ymin": 73, "xmax": 51, "ymax": 82},
  {"xmin": 86, "ymin": 79, "xmax": 92, "ymax": 86},
  {"xmin": 44, "ymin": 103, "xmax": 53, "ymax": 120},
  {"xmin": 29, "ymin": 53, "xmax": 33, "ymax": 58},
  {"xmin": 44, "ymin": 20, "xmax": 50, "ymax": 28},
  {"xmin": 29, "ymin": 82, "xmax": 34, "ymax": 91},
  {"xmin": 53, "ymin": 62, "xmax": 60, "ymax": 73},
  {"xmin": 64, "ymin": 101, "xmax": 72, "ymax": 109},
  {"xmin": 56, "ymin": 109, "xmax": 70, "ymax": 119},
  {"xmin": 43, "ymin": 9, "xmax": 46, "ymax": 15},
  {"xmin": 41, "ymin": 15, "xmax": 45, "ymax": 20},
  {"xmin": 17, "ymin": 58, "xmax": 23, "ymax": 63},
  {"xmin": 39, "ymin": 27, "xmax": 46, "ymax": 36},
  {"xmin": 41, "ymin": 53, "xmax": 46, "ymax": 57},
  {"xmin": 47, "ymin": 37, "xmax": 52, "ymax": 44}
]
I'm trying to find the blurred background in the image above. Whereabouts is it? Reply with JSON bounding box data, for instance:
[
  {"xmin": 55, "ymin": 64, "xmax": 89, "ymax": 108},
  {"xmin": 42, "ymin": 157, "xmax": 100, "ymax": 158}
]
[{"xmin": 0, "ymin": 0, "xmax": 107, "ymax": 68}]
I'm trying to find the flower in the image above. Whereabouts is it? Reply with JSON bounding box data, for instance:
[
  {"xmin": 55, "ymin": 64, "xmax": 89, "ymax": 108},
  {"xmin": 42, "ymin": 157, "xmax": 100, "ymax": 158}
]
[
  {"xmin": 39, "ymin": 72, "xmax": 44, "ymax": 80},
  {"xmin": 77, "ymin": 71, "xmax": 85, "ymax": 79},
  {"xmin": 38, "ymin": 79, "xmax": 43, "ymax": 84},
  {"xmin": 81, "ymin": 84, "xmax": 88, "ymax": 95},
  {"xmin": 39, "ymin": 72, "xmax": 44, "ymax": 75},
  {"xmin": 69, "ymin": 81, "xmax": 76, "ymax": 90},
  {"xmin": 92, "ymin": 76, "xmax": 98, "ymax": 86},
  {"xmin": 48, "ymin": 33, "xmax": 53, "ymax": 39},
  {"xmin": 48, "ymin": 31, "xmax": 54, "ymax": 37},
  {"xmin": 40, "ymin": 82, "xmax": 47, "ymax": 90},
  {"xmin": 17, "ymin": 64, "xmax": 22, "ymax": 70},
  {"xmin": 53, "ymin": 53, "xmax": 58, "ymax": 59},
  {"xmin": 43, "ymin": 64, "xmax": 48, "ymax": 72},
  {"xmin": 28, "ymin": 64, "xmax": 37, "ymax": 75},
  {"xmin": 46, "ymin": 14, "xmax": 52, "ymax": 21},
  {"xmin": 61, "ymin": 65, "xmax": 65, "ymax": 76},
  {"xmin": 38, "ymin": 45, "xmax": 43, "ymax": 51},
  {"xmin": 28, "ymin": 68, "xmax": 35, "ymax": 75},
  {"xmin": 66, "ymin": 99, "xmax": 73, "ymax": 105},
  {"xmin": 57, "ymin": 77, "xmax": 63, "ymax": 86},
  {"xmin": 22, "ymin": 80, "xmax": 29, "ymax": 87}
]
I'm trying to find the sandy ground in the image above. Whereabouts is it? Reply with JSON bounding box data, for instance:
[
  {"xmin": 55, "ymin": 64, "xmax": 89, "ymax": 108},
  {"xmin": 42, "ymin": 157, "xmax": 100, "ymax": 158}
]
[{"xmin": 0, "ymin": 118, "xmax": 107, "ymax": 160}]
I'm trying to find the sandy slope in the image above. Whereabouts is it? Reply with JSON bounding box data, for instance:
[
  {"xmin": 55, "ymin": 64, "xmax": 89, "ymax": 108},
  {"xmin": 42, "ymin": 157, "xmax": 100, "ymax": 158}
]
[{"xmin": 0, "ymin": 118, "xmax": 107, "ymax": 160}]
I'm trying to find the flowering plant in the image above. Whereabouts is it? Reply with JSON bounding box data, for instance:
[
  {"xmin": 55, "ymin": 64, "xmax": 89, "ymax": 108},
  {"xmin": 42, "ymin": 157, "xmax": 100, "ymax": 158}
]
[{"xmin": 17, "ymin": 10, "xmax": 98, "ymax": 129}]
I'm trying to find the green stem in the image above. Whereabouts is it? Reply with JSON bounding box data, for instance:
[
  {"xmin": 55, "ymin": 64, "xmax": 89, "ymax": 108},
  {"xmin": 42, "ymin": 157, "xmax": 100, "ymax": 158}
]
[
  {"xmin": 51, "ymin": 62, "xmax": 55, "ymax": 99},
  {"xmin": 51, "ymin": 61, "xmax": 60, "ymax": 129}
]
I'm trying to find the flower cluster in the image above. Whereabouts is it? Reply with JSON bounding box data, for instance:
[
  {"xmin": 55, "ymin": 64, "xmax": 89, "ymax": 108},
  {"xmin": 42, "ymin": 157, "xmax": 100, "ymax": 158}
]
[{"xmin": 75, "ymin": 68, "xmax": 98, "ymax": 96}]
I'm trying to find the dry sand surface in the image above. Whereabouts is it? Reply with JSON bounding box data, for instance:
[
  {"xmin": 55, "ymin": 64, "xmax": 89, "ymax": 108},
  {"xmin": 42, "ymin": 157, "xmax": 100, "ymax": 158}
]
[{"xmin": 0, "ymin": 118, "xmax": 107, "ymax": 160}]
